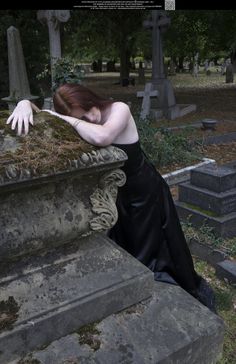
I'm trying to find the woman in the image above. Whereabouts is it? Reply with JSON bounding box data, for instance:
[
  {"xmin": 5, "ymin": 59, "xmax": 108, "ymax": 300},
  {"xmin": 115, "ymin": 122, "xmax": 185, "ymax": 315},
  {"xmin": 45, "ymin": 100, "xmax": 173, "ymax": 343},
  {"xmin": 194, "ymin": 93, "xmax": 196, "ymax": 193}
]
[{"xmin": 6, "ymin": 83, "xmax": 216, "ymax": 312}]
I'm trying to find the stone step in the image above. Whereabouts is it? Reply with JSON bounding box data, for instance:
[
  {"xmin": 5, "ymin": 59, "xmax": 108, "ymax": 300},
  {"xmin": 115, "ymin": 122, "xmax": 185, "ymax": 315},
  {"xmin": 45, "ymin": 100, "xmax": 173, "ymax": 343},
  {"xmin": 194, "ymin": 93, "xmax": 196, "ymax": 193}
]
[
  {"xmin": 190, "ymin": 163, "xmax": 236, "ymax": 193},
  {"xmin": 0, "ymin": 234, "xmax": 154, "ymax": 364},
  {"xmin": 18, "ymin": 282, "xmax": 225, "ymax": 364},
  {"xmin": 176, "ymin": 201, "xmax": 236, "ymax": 238},
  {"xmin": 178, "ymin": 182, "xmax": 236, "ymax": 215}
]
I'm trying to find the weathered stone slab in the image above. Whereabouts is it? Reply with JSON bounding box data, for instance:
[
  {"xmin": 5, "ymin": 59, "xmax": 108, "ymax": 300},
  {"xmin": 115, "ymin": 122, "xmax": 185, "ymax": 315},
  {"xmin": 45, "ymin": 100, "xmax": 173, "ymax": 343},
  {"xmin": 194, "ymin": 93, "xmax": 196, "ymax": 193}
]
[
  {"xmin": 190, "ymin": 163, "xmax": 236, "ymax": 193},
  {"xmin": 0, "ymin": 234, "xmax": 154, "ymax": 363},
  {"xmin": 188, "ymin": 239, "xmax": 229, "ymax": 268},
  {"xmin": 178, "ymin": 182, "xmax": 236, "ymax": 215},
  {"xmin": 176, "ymin": 201, "xmax": 236, "ymax": 238},
  {"xmin": 215, "ymin": 260, "xmax": 236, "ymax": 284},
  {"xmin": 20, "ymin": 282, "xmax": 225, "ymax": 364}
]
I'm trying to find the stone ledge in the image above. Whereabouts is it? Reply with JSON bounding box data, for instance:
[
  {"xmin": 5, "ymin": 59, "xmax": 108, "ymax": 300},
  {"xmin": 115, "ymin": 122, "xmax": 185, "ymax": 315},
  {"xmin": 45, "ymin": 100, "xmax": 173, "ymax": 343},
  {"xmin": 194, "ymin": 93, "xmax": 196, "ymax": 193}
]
[
  {"xmin": 0, "ymin": 234, "xmax": 154, "ymax": 364},
  {"xmin": 19, "ymin": 282, "xmax": 225, "ymax": 364},
  {"xmin": 163, "ymin": 158, "xmax": 215, "ymax": 186}
]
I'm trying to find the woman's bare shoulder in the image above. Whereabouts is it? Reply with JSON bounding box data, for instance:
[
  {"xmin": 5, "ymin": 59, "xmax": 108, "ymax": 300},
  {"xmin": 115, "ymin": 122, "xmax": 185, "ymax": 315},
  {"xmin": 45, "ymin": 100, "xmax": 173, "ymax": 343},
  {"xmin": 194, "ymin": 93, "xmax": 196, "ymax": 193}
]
[{"xmin": 111, "ymin": 101, "xmax": 130, "ymax": 112}]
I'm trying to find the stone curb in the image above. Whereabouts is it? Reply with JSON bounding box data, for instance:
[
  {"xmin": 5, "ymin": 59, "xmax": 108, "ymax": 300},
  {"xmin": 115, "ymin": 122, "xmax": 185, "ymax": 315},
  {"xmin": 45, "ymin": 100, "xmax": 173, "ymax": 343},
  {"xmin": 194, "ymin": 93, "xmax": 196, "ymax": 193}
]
[
  {"xmin": 188, "ymin": 238, "xmax": 236, "ymax": 285},
  {"xmin": 163, "ymin": 158, "xmax": 216, "ymax": 186}
]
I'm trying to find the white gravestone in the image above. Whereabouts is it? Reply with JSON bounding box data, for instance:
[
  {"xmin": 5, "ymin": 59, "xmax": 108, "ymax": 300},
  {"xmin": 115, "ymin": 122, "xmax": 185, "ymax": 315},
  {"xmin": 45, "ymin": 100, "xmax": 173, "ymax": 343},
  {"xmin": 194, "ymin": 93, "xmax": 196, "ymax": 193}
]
[{"xmin": 2, "ymin": 26, "xmax": 38, "ymax": 111}]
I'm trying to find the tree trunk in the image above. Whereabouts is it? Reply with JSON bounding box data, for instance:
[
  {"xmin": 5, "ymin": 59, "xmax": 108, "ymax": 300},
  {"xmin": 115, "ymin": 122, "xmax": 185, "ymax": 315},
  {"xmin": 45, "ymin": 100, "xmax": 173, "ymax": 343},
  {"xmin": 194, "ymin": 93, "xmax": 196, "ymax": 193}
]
[{"xmin": 120, "ymin": 39, "xmax": 130, "ymax": 84}]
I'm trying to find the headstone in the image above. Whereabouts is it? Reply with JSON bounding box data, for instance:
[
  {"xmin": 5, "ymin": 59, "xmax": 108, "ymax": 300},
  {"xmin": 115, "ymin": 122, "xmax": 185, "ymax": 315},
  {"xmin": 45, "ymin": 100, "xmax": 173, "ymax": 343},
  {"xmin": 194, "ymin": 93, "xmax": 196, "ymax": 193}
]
[
  {"xmin": 225, "ymin": 63, "xmax": 234, "ymax": 83},
  {"xmin": 0, "ymin": 112, "xmax": 154, "ymax": 363},
  {"xmin": 176, "ymin": 161, "xmax": 236, "ymax": 238},
  {"xmin": 143, "ymin": 11, "xmax": 196, "ymax": 120},
  {"xmin": 37, "ymin": 10, "xmax": 70, "ymax": 90},
  {"xmin": 204, "ymin": 59, "xmax": 209, "ymax": 72},
  {"xmin": 1, "ymin": 26, "xmax": 38, "ymax": 111},
  {"xmin": 193, "ymin": 52, "xmax": 199, "ymax": 78},
  {"xmin": 137, "ymin": 82, "xmax": 159, "ymax": 119},
  {"xmin": 221, "ymin": 60, "xmax": 226, "ymax": 75}
]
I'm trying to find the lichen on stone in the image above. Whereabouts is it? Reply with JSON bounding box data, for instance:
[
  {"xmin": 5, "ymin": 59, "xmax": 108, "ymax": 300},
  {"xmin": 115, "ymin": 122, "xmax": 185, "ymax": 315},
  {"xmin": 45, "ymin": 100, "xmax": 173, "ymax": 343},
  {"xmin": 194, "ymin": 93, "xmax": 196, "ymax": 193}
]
[
  {"xmin": 0, "ymin": 110, "xmax": 98, "ymax": 178},
  {"xmin": 0, "ymin": 296, "xmax": 20, "ymax": 332}
]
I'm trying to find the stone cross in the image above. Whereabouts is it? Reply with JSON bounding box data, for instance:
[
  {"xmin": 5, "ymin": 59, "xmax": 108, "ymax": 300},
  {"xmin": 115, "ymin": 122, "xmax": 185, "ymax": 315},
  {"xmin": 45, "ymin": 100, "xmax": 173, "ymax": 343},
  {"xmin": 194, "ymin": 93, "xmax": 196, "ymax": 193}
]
[
  {"xmin": 143, "ymin": 10, "xmax": 170, "ymax": 86},
  {"xmin": 137, "ymin": 83, "xmax": 159, "ymax": 120},
  {"xmin": 37, "ymin": 10, "xmax": 70, "ymax": 88},
  {"xmin": 2, "ymin": 26, "xmax": 38, "ymax": 111}
]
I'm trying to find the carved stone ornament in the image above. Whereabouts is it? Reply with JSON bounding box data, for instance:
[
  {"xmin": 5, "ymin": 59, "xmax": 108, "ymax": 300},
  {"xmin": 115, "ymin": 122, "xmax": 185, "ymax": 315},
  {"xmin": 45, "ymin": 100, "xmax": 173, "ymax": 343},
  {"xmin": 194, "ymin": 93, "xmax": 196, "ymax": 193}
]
[{"xmin": 89, "ymin": 169, "xmax": 126, "ymax": 232}]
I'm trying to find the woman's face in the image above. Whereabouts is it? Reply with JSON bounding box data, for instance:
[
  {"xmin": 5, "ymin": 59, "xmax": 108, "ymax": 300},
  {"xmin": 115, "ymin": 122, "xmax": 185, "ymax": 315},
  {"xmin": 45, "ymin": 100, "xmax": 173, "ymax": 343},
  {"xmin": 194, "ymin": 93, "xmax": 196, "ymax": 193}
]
[{"xmin": 81, "ymin": 107, "xmax": 102, "ymax": 124}]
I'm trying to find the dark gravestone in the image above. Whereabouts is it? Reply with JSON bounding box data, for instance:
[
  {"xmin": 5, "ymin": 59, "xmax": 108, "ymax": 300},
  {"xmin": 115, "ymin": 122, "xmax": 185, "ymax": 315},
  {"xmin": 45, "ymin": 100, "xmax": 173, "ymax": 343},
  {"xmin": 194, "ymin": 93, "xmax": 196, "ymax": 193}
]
[{"xmin": 176, "ymin": 162, "xmax": 236, "ymax": 238}]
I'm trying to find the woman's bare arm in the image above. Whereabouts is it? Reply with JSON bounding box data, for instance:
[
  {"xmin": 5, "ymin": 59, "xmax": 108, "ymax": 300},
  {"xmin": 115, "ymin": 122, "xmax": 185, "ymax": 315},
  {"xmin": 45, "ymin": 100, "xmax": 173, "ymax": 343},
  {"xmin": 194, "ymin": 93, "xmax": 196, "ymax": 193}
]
[{"xmin": 44, "ymin": 103, "xmax": 130, "ymax": 146}]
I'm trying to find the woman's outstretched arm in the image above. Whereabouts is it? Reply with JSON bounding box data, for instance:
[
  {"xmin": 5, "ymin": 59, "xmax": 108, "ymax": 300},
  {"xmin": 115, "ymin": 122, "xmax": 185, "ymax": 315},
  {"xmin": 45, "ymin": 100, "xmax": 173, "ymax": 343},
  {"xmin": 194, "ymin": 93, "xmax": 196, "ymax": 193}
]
[{"xmin": 44, "ymin": 103, "xmax": 130, "ymax": 147}]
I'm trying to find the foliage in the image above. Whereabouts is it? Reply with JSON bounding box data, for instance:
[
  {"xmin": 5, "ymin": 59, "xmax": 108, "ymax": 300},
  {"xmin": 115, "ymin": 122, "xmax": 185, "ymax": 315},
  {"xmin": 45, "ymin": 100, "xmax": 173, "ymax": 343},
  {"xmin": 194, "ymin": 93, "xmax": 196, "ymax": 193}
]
[
  {"xmin": 181, "ymin": 220, "xmax": 236, "ymax": 258},
  {"xmin": 136, "ymin": 118, "xmax": 201, "ymax": 168},
  {"xmin": 193, "ymin": 258, "xmax": 236, "ymax": 364},
  {"xmin": 37, "ymin": 57, "xmax": 85, "ymax": 92}
]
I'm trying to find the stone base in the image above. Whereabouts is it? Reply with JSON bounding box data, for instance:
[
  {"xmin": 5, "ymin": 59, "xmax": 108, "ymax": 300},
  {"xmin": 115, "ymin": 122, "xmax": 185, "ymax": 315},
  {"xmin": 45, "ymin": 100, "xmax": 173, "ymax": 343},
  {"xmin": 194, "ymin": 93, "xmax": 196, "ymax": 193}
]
[
  {"xmin": 0, "ymin": 234, "xmax": 154, "ymax": 363},
  {"xmin": 19, "ymin": 283, "xmax": 225, "ymax": 364},
  {"xmin": 176, "ymin": 200, "xmax": 236, "ymax": 238},
  {"xmin": 178, "ymin": 182, "xmax": 236, "ymax": 215},
  {"xmin": 2, "ymin": 95, "xmax": 39, "ymax": 111},
  {"xmin": 150, "ymin": 103, "xmax": 196, "ymax": 121}
]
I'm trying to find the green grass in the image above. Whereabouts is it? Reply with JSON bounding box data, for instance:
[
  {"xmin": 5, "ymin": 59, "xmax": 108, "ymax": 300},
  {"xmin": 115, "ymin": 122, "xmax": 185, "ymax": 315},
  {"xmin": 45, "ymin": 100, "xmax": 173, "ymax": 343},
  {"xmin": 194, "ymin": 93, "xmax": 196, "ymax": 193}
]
[{"xmin": 193, "ymin": 258, "xmax": 236, "ymax": 364}]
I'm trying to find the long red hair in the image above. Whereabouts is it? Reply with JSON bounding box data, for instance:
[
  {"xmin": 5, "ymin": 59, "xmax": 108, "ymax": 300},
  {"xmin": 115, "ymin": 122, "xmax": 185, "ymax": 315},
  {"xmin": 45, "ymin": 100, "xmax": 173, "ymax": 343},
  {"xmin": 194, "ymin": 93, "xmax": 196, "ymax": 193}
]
[{"xmin": 53, "ymin": 83, "xmax": 114, "ymax": 116}]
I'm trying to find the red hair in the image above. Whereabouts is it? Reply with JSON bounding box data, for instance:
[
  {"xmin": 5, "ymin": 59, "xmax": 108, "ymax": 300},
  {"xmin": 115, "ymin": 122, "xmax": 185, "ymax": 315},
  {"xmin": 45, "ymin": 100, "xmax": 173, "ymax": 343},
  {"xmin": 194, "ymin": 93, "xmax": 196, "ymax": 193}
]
[{"xmin": 53, "ymin": 83, "xmax": 114, "ymax": 117}]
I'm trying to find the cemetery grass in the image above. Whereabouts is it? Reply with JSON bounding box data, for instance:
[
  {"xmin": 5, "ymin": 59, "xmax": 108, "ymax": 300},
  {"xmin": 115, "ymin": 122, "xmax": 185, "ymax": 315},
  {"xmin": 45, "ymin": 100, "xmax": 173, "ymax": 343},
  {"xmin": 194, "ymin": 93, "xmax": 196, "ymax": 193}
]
[
  {"xmin": 193, "ymin": 258, "xmax": 236, "ymax": 364},
  {"xmin": 84, "ymin": 71, "xmax": 236, "ymax": 174}
]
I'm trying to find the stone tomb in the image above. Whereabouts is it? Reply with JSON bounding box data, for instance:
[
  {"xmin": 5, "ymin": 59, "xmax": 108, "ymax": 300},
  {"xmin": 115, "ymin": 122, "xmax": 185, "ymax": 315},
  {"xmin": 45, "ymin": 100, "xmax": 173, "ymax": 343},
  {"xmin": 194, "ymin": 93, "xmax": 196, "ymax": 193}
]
[
  {"xmin": 0, "ymin": 112, "xmax": 154, "ymax": 363},
  {"xmin": 176, "ymin": 161, "xmax": 236, "ymax": 238},
  {"xmin": 0, "ymin": 111, "xmax": 225, "ymax": 363}
]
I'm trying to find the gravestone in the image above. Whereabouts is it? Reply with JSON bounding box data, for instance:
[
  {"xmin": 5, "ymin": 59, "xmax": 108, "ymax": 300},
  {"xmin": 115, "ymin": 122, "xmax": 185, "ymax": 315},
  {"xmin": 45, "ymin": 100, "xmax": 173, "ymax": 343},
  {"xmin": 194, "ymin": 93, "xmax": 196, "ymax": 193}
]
[
  {"xmin": 1, "ymin": 26, "xmax": 38, "ymax": 111},
  {"xmin": 37, "ymin": 10, "xmax": 70, "ymax": 109},
  {"xmin": 225, "ymin": 63, "xmax": 234, "ymax": 83},
  {"xmin": 0, "ymin": 110, "xmax": 225, "ymax": 363},
  {"xmin": 137, "ymin": 82, "xmax": 158, "ymax": 119},
  {"xmin": 0, "ymin": 111, "xmax": 154, "ymax": 363},
  {"xmin": 176, "ymin": 161, "xmax": 236, "ymax": 238},
  {"xmin": 193, "ymin": 52, "xmax": 199, "ymax": 78},
  {"xmin": 37, "ymin": 10, "xmax": 70, "ymax": 88},
  {"xmin": 143, "ymin": 11, "xmax": 196, "ymax": 120}
]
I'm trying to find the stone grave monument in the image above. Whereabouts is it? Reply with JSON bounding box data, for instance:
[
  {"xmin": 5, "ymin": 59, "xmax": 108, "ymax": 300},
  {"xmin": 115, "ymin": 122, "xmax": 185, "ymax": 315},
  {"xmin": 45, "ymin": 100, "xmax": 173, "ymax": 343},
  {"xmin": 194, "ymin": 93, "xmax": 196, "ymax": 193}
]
[
  {"xmin": 137, "ymin": 82, "xmax": 158, "ymax": 120},
  {"xmin": 0, "ymin": 111, "xmax": 154, "ymax": 363},
  {"xmin": 0, "ymin": 111, "xmax": 225, "ymax": 363},
  {"xmin": 142, "ymin": 10, "xmax": 196, "ymax": 120},
  {"xmin": 1, "ymin": 26, "xmax": 39, "ymax": 111},
  {"xmin": 37, "ymin": 10, "xmax": 71, "ymax": 109},
  {"xmin": 225, "ymin": 62, "xmax": 234, "ymax": 83},
  {"xmin": 176, "ymin": 161, "xmax": 236, "ymax": 238}
]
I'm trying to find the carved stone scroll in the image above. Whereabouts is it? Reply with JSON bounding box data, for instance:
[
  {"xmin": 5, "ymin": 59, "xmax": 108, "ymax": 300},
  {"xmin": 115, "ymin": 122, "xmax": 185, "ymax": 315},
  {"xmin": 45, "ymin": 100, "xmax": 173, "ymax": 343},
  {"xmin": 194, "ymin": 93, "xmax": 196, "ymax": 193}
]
[{"xmin": 89, "ymin": 169, "xmax": 126, "ymax": 232}]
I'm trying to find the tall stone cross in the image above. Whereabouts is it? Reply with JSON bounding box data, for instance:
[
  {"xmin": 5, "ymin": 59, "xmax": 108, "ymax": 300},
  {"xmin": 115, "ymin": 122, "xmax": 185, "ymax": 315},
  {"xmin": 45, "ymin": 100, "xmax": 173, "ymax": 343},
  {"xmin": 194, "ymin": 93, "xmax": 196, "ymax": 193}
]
[
  {"xmin": 137, "ymin": 83, "xmax": 159, "ymax": 120},
  {"xmin": 37, "ymin": 10, "xmax": 70, "ymax": 89},
  {"xmin": 143, "ymin": 10, "xmax": 170, "ymax": 86}
]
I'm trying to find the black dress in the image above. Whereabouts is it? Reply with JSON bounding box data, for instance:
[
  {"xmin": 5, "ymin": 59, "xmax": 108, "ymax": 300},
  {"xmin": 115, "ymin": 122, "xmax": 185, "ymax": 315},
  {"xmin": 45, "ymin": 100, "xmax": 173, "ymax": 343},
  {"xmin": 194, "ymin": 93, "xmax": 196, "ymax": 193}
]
[{"xmin": 109, "ymin": 140, "xmax": 216, "ymax": 312}]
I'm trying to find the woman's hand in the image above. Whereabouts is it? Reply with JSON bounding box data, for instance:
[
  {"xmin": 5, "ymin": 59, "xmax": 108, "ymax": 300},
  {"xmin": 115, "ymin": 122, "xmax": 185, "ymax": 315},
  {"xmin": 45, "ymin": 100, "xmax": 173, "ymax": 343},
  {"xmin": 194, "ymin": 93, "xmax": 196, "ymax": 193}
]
[{"xmin": 6, "ymin": 100, "xmax": 34, "ymax": 136}]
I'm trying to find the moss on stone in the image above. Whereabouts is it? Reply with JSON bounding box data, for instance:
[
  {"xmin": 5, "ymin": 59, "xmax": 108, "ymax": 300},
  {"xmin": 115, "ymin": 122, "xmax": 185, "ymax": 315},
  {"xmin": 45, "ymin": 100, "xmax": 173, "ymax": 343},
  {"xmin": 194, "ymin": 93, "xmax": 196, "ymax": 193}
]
[
  {"xmin": 0, "ymin": 296, "xmax": 20, "ymax": 332},
  {"xmin": 0, "ymin": 110, "xmax": 99, "ymax": 176},
  {"xmin": 77, "ymin": 322, "xmax": 101, "ymax": 351},
  {"xmin": 183, "ymin": 202, "xmax": 219, "ymax": 217}
]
